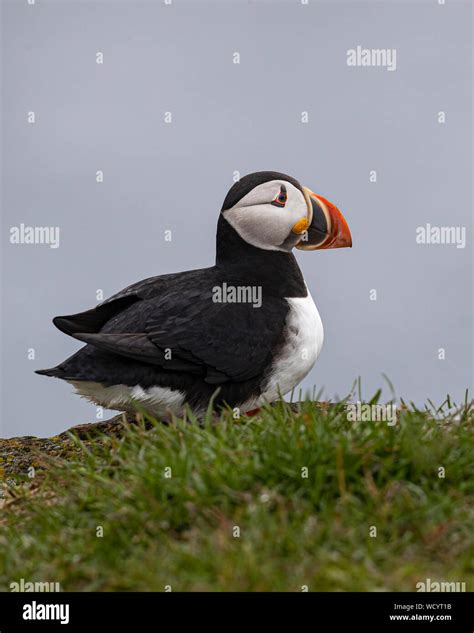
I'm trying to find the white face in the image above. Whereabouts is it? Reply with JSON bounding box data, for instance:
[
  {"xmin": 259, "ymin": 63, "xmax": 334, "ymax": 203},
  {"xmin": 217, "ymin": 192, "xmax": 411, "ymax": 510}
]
[{"xmin": 222, "ymin": 180, "xmax": 310, "ymax": 251}]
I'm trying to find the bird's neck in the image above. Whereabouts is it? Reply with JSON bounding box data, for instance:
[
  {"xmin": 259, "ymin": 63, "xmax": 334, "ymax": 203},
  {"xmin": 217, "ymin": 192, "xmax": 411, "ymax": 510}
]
[{"xmin": 215, "ymin": 215, "xmax": 307, "ymax": 298}]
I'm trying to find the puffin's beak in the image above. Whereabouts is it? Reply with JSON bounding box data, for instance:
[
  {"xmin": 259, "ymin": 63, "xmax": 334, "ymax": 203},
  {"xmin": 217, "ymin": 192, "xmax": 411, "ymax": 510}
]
[{"xmin": 296, "ymin": 187, "xmax": 352, "ymax": 250}]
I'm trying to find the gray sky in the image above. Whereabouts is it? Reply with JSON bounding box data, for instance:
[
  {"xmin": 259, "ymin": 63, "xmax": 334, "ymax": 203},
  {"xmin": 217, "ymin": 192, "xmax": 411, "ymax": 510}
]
[{"xmin": 1, "ymin": 0, "xmax": 472, "ymax": 438}]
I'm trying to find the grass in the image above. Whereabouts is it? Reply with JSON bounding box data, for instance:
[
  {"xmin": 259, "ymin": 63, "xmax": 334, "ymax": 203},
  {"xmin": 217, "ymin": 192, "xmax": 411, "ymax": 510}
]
[{"xmin": 0, "ymin": 393, "xmax": 473, "ymax": 592}]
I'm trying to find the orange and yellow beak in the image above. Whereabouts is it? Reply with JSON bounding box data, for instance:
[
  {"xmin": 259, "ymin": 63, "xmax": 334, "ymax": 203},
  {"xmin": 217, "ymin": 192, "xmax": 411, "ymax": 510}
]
[{"xmin": 295, "ymin": 187, "xmax": 352, "ymax": 250}]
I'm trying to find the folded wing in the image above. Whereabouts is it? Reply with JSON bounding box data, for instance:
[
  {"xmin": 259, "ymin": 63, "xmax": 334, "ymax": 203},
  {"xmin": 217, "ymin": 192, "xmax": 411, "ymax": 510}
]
[{"xmin": 52, "ymin": 272, "xmax": 288, "ymax": 385}]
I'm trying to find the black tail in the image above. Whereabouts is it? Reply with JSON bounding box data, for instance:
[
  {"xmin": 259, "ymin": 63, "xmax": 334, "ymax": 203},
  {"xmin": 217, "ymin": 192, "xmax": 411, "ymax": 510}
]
[{"xmin": 35, "ymin": 367, "xmax": 64, "ymax": 378}]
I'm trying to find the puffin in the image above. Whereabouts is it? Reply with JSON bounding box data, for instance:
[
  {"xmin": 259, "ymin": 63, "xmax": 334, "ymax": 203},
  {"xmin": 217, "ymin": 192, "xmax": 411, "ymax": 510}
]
[{"xmin": 36, "ymin": 171, "xmax": 352, "ymax": 418}]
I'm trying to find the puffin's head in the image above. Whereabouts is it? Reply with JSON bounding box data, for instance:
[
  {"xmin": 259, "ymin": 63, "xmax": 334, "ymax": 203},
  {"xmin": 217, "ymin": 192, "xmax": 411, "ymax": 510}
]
[{"xmin": 221, "ymin": 171, "xmax": 352, "ymax": 252}]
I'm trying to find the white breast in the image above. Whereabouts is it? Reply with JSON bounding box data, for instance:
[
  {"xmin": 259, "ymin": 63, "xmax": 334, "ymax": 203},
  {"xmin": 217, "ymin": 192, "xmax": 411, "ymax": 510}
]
[{"xmin": 253, "ymin": 291, "xmax": 324, "ymax": 405}]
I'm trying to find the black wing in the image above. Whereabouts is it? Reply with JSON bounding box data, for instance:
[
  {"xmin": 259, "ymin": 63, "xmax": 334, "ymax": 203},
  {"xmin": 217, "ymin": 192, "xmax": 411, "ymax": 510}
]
[
  {"xmin": 52, "ymin": 268, "xmax": 209, "ymax": 336},
  {"xmin": 52, "ymin": 269, "xmax": 289, "ymax": 385}
]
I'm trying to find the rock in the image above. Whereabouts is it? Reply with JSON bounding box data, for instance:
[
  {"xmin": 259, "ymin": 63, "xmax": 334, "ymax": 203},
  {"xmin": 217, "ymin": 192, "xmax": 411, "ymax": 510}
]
[{"xmin": 0, "ymin": 413, "xmax": 136, "ymax": 480}]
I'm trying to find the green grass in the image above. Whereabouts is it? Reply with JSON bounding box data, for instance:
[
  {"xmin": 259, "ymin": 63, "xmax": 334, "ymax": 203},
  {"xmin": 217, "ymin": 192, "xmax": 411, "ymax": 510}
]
[{"xmin": 0, "ymin": 394, "xmax": 473, "ymax": 592}]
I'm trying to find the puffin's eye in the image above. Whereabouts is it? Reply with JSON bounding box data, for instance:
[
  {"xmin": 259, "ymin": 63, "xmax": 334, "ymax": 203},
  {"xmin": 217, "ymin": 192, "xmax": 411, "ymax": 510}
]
[{"xmin": 271, "ymin": 185, "xmax": 287, "ymax": 208}]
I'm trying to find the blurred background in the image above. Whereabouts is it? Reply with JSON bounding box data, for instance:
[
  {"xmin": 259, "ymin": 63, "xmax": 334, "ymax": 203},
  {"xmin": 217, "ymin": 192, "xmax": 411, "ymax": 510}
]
[{"xmin": 1, "ymin": 0, "xmax": 472, "ymax": 437}]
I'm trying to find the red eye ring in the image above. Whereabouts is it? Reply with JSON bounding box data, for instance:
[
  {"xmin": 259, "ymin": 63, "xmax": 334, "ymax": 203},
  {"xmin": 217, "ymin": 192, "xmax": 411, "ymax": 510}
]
[{"xmin": 271, "ymin": 185, "xmax": 287, "ymax": 208}]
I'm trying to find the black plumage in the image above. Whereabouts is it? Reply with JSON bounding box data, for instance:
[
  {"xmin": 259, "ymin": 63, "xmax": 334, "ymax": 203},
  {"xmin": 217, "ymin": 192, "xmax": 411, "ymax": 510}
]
[{"xmin": 37, "ymin": 171, "xmax": 309, "ymax": 412}]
